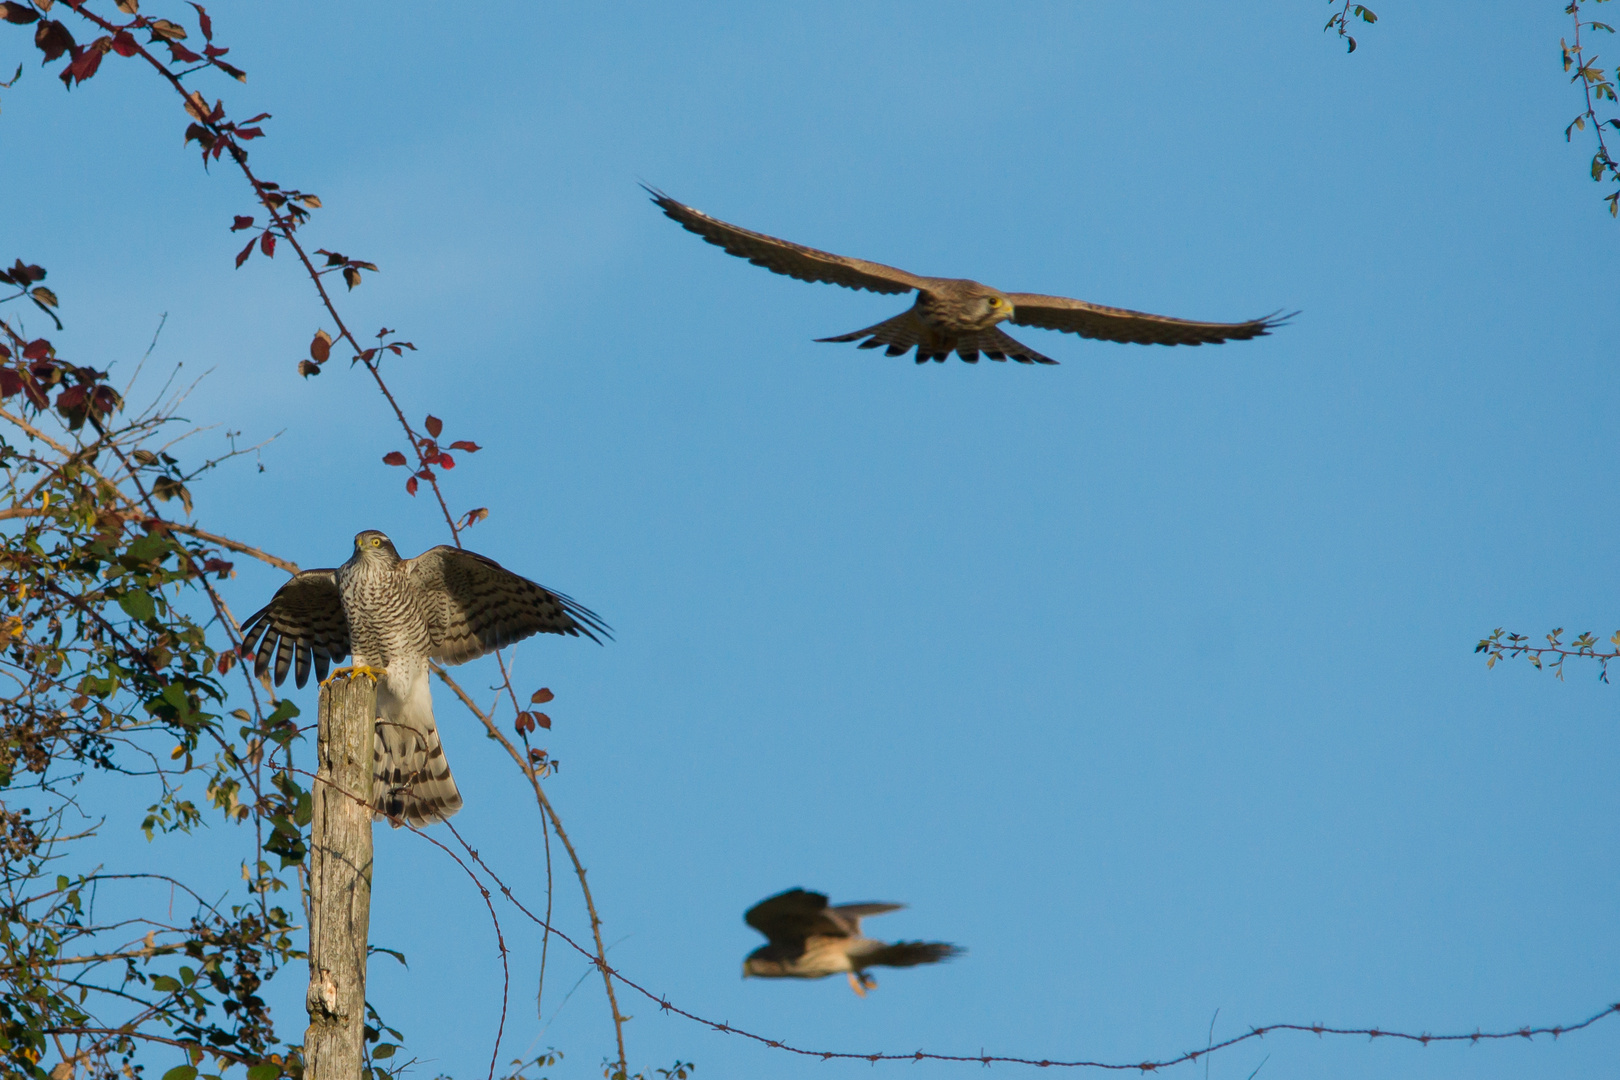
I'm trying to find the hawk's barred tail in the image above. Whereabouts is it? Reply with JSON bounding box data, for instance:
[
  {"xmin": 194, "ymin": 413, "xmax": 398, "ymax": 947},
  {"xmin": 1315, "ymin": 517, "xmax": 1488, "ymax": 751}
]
[{"xmin": 372, "ymin": 716, "xmax": 463, "ymax": 828}]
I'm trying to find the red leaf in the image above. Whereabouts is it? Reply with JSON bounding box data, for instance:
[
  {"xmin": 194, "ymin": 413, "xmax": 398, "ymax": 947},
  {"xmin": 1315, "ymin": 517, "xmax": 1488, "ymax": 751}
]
[
  {"xmin": 514, "ymin": 712, "xmax": 534, "ymax": 735},
  {"xmin": 424, "ymin": 415, "xmax": 443, "ymax": 438},
  {"xmin": 405, "ymin": 476, "xmax": 418, "ymax": 496},
  {"xmin": 449, "ymin": 440, "xmax": 481, "ymax": 453},
  {"xmin": 110, "ymin": 30, "xmax": 138, "ymax": 56},
  {"xmin": 0, "ymin": 344, "xmax": 9, "ymax": 360},
  {"xmin": 204, "ymin": 44, "xmax": 227, "ymax": 58},
  {"xmin": 22, "ymin": 340, "xmax": 50, "ymax": 361},
  {"xmin": 231, "ymin": 214, "xmax": 254, "ymax": 231},
  {"xmin": 459, "ymin": 507, "xmax": 490, "ymax": 529},
  {"xmin": 414, "ymin": 468, "xmax": 436, "ymax": 482},
  {"xmin": 55, "ymin": 385, "xmax": 85, "ymax": 412},
  {"xmin": 166, "ymin": 41, "xmax": 202, "ymax": 63},
  {"xmin": 235, "ymin": 126, "xmax": 263, "ymax": 140},
  {"xmin": 0, "ymin": 370, "xmax": 21, "ymax": 398},
  {"xmin": 189, "ymin": 2, "xmax": 214, "ymax": 40},
  {"xmin": 234, "ymin": 236, "xmax": 254, "ymax": 268},
  {"xmin": 259, "ymin": 232, "xmax": 275, "ymax": 257},
  {"xmin": 437, "ymin": 453, "xmax": 455, "ymax": 469},
  {"xmin": 534, "ymin": 712, "xmax": 552, "ymax": 730},
  {"xmin": 382, "ymin": 451, "xmax": 407, "ymax": 467},
  {"xmin": 1, "ymin": 4, "xmax": 41, "ymax": 26},
  {"xmin": 66, "ymin": 44, "xmax": 104, "ymax": 84},
  {"xmin": 358, "ymin": 348, "xmax": 377, "ymax": 362},
  {"xmin": 530, "ymin": 687, "xmax": 554, "ymax": 705}
]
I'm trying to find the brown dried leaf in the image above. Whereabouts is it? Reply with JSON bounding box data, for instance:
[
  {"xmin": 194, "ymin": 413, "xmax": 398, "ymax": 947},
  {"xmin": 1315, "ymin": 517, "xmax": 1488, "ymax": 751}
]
[
  {"xmin": 530, "ymin": 688, "xmax": 554, "ymax": 705},
  {"xmin": 309, "ymin": 329, "xmax": 332, "ymax": 363}
]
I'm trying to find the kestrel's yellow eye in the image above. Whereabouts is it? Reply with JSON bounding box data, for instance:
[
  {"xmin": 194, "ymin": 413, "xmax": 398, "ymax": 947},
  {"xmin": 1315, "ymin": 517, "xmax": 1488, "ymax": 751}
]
[
  {"xmin": 988, "ymin": 297, "xmax": 1001, "ymax": 307},
  {"xmin": 370, "ymin": 537, "xmax": 382, "ymax": 547}
]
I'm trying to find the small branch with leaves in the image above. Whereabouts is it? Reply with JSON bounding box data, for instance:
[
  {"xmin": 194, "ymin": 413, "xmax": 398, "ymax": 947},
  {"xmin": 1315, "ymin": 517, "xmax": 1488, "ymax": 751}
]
[{"xmin": 1476, "ymin": 625, "xmax": 1620, "ymax": 681}]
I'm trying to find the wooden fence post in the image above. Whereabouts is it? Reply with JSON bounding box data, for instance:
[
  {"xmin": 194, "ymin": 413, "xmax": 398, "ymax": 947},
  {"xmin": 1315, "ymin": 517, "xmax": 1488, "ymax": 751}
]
[{"xmin": 304, "ymin": 673, "xmax": 375, "ymax": 1079}]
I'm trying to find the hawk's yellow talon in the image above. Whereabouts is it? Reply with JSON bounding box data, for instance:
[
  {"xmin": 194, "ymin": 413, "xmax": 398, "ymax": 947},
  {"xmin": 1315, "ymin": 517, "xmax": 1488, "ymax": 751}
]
[{"xmin": 321, "ymin": 664, "xmax": 387, "ymax": 687}]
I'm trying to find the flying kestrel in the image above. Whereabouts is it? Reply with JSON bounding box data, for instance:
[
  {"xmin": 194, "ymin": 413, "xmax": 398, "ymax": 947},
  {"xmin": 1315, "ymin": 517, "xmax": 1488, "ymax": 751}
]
[
  {"xmin": 742, "ymin": 888, "xmax": 962, "ymax": 996},
  {"xmin": 648, "ymin": 187, "xmax": 1290, "ymax": 365},
  {"xmin": 239, "ymin": 531, "xmax": 609, "ymax": 827}
]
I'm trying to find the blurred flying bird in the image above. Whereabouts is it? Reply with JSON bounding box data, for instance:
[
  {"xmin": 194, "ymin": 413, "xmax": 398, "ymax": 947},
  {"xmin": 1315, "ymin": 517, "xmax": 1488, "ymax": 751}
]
[{"xmin": 742, "ymin": 888, "xmax": 962, "ymax": 996}]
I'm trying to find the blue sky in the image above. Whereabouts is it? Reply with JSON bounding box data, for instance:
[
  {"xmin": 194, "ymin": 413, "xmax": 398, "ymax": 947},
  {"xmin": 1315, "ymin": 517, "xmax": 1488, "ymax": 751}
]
[{"xmin": 5, "ymin": 2, "xmax": 1619, "ymax": 1078}]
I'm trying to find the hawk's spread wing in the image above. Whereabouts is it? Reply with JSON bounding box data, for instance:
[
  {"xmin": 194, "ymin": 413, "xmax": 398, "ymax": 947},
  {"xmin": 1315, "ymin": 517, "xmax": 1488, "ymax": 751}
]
[
  {"xmin": 1007, "ymin": 294, "xmax": 1292, "ymax": 346},
  {"xmin": 239, "ymin": 569, "xmax": 350, "ymax": 688},
  {"xmin": 404, "ymin": 546, "xmax": 610, "ymax": 665},
  {"xmin": 646, "ymin": 188, "xmax": 929, "ymax": 296}
]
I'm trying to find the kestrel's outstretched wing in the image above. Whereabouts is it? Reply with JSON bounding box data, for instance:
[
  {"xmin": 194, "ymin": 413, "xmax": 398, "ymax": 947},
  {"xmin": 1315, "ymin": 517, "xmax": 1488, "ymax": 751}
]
[
  {"xmin": 238, "ymin": 569, "xmax": 351, "ymax": 688},
  {"xmin": 1006, "ymin": 294, "xmax": 1292, "ymax": 347},
  {"xmin": 403, "ymin": 545, "xmax": 612, "ymax": 664},
  {"xmin": 645, "ymin": 187, "xmax": 930, "ymax": 295}
]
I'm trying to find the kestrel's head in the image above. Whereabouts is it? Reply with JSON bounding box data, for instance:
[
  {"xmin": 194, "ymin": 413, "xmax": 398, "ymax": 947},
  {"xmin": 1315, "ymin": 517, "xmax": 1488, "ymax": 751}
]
[
  {"xmin": 352, "ymin": 530, "xmax": 401, "ymax": 563},
  {"xmin": 959, "ymin": 282, "xmax": 1014, "ymax": 328}
]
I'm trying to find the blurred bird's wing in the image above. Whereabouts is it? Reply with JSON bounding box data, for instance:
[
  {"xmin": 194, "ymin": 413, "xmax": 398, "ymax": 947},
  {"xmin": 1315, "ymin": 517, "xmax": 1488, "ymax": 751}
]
[{"xmin": 745, "ymin": 888, "xmax": 857, "ymax": 943}]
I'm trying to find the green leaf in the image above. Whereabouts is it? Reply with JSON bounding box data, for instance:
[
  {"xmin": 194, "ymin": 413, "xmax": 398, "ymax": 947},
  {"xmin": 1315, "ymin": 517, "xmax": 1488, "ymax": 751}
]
[
  {"xmin": 161, "ymin": 1068, "xmax": 198, "ymax": 1080},
  {"xmin": 371, "ymin": 1044, "xmax": 397, "ymax": 1060},
  {"xmin": 151, "ymin": 975, "xmax": 182, "ymax": 992},
  {"xmin": 118, "ymin": 589, "xmax": 155, "ymax": 622},
  {"xmin": 245, "ymin": 1066, "xmax": 281, "ymax": 1080}
]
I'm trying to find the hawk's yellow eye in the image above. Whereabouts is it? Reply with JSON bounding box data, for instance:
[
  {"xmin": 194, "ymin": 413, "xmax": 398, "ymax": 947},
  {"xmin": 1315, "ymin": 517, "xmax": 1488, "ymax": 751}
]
[
  {"xmin": 370, "ymin": 537, "xmax": 382, "ymax": 547},
  {"xmin": 989, "ymin": 297, "xmax": 1001, "ymax": 307}
]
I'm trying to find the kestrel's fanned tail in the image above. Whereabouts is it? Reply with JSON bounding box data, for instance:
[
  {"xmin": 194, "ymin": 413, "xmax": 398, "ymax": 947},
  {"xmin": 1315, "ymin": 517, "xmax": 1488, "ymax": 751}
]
[
  {"xmin": 818, "ymin": 316, "xmax": 1056, "ymax": 365},
  {"xmin": 372, "ymin": 712, "xmax": 462, "ymax": 828}
]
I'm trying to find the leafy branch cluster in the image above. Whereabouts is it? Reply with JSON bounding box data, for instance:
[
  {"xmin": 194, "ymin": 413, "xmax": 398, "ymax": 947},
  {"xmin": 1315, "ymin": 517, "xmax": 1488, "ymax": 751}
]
[
  {"xmin": 1477, "ymin": 626, "xmax": 1620, "ymax": 681},
  {"xmin": 1324, "ymin": 0, "xmax": 1378, "ymax": 53},
  {"xmin": 1563, "ymin": 0, "xmax": 1620, "ymax": 215},
  {"xmin": 0, "ymin": 270, "xmax": 308, "ymax": 1079}
]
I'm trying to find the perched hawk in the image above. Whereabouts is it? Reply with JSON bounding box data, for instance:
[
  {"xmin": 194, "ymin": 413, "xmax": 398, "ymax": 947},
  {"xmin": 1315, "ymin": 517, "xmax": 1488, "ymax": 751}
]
[
  {"xmin": 648, "ymin": 187, "xmax": 1290, "ymax": 365},
  {"xmin": 742, "ymin": 888, "xmax": 962, "ymax": 996},
  {"xmin": 239, "ymin": 530, "xmax": 608, "ymax": 827}
]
